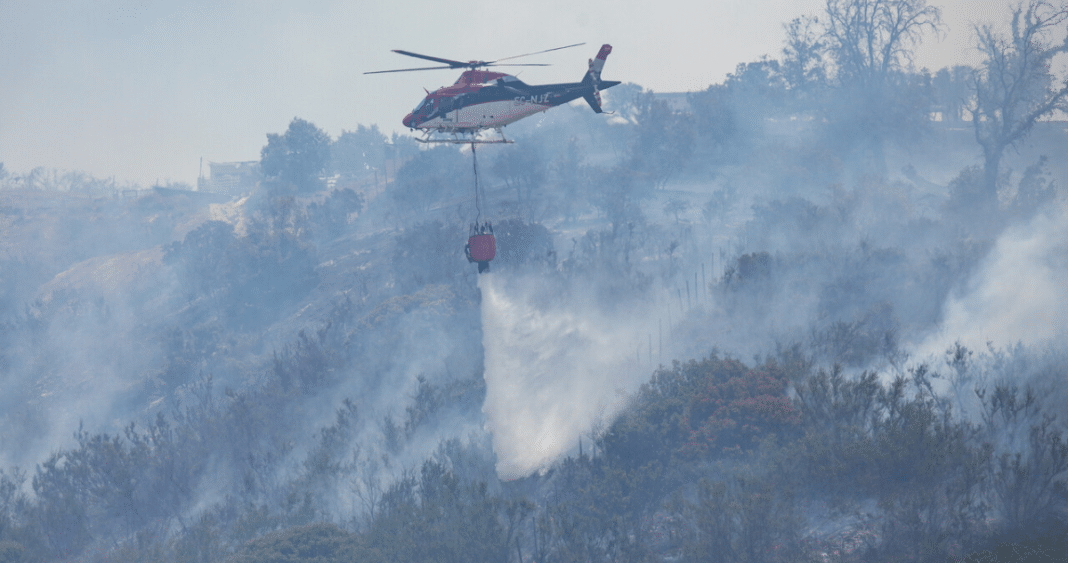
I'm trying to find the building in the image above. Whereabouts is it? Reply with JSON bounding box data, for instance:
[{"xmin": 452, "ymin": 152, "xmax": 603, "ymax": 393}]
[{"xmin": 198, "ymin": 161, "xmax": 260, "ymax": 196}]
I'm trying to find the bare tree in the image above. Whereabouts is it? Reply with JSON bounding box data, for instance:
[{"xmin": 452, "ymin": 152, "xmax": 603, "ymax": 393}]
[
  {"xmin": 822, "ymin": 0, "xmax": 944, "ymax": 88},
  {"xmin": 816, "ymin": 0, "xmax": 944, "ymax": 174},
  {"xmin": 971, "ymin": 1, "xmax": 1068, "ymax": 196}
]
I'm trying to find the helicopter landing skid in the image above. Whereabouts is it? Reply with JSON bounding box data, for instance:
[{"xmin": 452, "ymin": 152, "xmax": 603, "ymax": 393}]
[{"xmin": 416, "ymin": 129, "xmax": 514, "ymax": 144}]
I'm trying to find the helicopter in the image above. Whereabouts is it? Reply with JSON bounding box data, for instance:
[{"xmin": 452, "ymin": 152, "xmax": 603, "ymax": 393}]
[{"xmin": 365, "ymin": 43, "xmax": 619, "ymax": 143}]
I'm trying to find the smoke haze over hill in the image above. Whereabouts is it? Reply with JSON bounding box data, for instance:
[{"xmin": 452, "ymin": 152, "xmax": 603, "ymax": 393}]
[{"xmin": 2, "ymin": 1, "xmax": 1068, "ymax": 561}]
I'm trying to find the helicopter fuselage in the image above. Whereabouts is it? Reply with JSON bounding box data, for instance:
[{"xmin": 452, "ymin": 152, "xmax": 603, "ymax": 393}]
[{"xmin": 403, "ymin": 71, "xmax": 620, "ymax": 133}]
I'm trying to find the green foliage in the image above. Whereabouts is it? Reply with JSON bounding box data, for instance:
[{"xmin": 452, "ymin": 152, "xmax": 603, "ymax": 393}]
[
  {"xmin": 27, "ymin": 414, "xmax": 207, "ymax": 560},
  {"xmin": 300, "ymin": 399, "xmax": 360, "ymax": 504},
  {"xmin": 810, "ymin": 302, "xmax": 899, "ymax": 367},
  {"xmin": 230, "ymin": 522, "xmax": 374, "ymax": 563},
  {"xmin": 261, "ymin": 118, "xmax": 332, "ymax": 193},
  {"xmin": 390, "ymin": 146, "xmax": 467, "ymax": 213},
  {"xmin": 401, "ymin": 377, "xmax": 486, "ymax": 442},
  {"xmin": 491, "ymin": 142, "xmax": 548, "ymax": 215},
  {"xmin": 962, "ymin": 538, "xmax": 1068, "ymax": 562},
  {"xmin": 791, "ymin": 366, "xmax": 977, "ymax": 497},
  {"xmin": 163, "ymin": 198, "xmax": 319, "ymax": 327},
  {"xmin": 530, "ymin": 355, "xmax": 808, "ymax": 562},
  {"xmin": 0, "ymin": 469, "xmax": 27, "ymax": 542},
  {"xmin": 366, "ymin": 461, "xmax": 514, "ymax": 563},
  {"xmin": 945, "ymin": 165, "xmax": 997, "ymax": 228},
  {"xmin": 688, "ymin": 85, "xmax": 744, "ymax": 163},
  {"xmin": 559, "ymin": 201, "xmax": 655, "ymax": 299},
  {"xmin": 533, "ymin": 454, "xmax": 651, "ymax": 563},
  {"xmin": 669, "ymin": 472, "xmax": 808, "ymax": 563},
  {"xmin": 404, "ymin": 375, "xmax": 444, "ymax": 437},
  {"xmin": 272, "ymin": 325, "xmax": 342, "ymax": 393},
  {"xmin": 547, "ymin": 137, "xmax": 591, "ymax": 223},
  {"xmin": 985, "ymin": 409, "xmax": 1068, "ymax": 537},
  {"xmin": 162, "ymin": 220, "xmax": 237, "ymax": 296},
  {"xmin": 721, "ymin": 252, "xmax": 773, "ymax": 291},
  {"xmin": 789, "ymin": 364, "xmax": 1068, "ymax": 560},
  {"xmin": 781, "ymin": 15, "xmax": 828, "ymax": 97},
  {"xmin": 307, "ymin": 188, "xmax": 364, "ymax": 240},
  {"xmin": 599, "ymin": 354, "xmax": 800, "ymax": 467},
  {"xmin": 931, "ymin": 65, "xmax": 972, "ymax": 123},
  {"xmin": 331, "ymin": 125, "xmax": 388, "ymax": 180},
  {"xmin": 1010, "ymin": 155, "xmax": 1058, "ymax": 219},
  {"xmin": 390, "ymin": 220, "xmax": 468, "ymax": 292},
  {"xmin": 677, "ymin": 357, "xmax": 800, "ymax": 457},
  {"xmin": 626, "ymin": 91, "xmax": 695, "ymax": 189}
]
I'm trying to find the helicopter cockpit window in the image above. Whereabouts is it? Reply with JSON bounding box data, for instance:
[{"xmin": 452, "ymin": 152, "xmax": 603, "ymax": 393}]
[
  {"xmin": 413, "ymin": 97, "xmax": 430, "ymax": 114},
  {"xmin": 496, "ymin": 75, "xmax": 526, "ymax": 86}
]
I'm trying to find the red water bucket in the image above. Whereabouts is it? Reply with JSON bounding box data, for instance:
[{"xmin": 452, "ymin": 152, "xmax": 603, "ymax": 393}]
[{"xmin": 467, "ymin": 233, "xmax": 496, "ymax": 263}]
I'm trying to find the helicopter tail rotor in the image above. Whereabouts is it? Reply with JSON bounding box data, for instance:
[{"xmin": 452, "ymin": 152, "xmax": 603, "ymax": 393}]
[
  {"xmin": 580, "ymin": 45, "xmax": 615, "ymax": 113},
  {"xmin": 581, "ymin": 44, "xmax": 612, "ymax": 86}
]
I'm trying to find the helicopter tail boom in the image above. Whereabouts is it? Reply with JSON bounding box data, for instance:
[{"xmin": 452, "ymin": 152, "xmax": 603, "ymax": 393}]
[{"xmin": 582, "ymin": 80, "xmax": 621, "ymax": 113}]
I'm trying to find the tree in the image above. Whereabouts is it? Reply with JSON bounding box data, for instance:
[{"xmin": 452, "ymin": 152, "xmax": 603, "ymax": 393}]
[
  {"xmin": 817, "ymin": 0, "xmax": 944, "ymax": 171},
  {"xmin": 932, "ymin": 65, "xmax": 973, "ymax": 124},
  {"xmin": 163, "ymin": 199, "xmax": 319, "ymax": 325},
  {"xmin": 670, "ymin": 473, "xmax": 807, "ymax": 563},
  {"xmin": 491, "ymin": 142, "xmax": 548, "ymax": 219},
  {"xmin": 366, "ymin": 461, "xmax": 510, "ymax": 563},
  {"xmin": 678, "ymin": 357, "xmax": 800, "ymax": 457},
  {"xmin": 390, "ymin": 146, "xmax": 467, "ymax": 213},
  {"xmin": 261, "ymin": 118, "xmax": 332, "ymax": 193},
  {"xmin": 663, "ymin": 198, "xmax": 689, "ymax": 224},
  {"xmin": 627, "ymin": 91, "xmax": 695, "ymax": 189},
  {"xmin": 390, "ymin": 220, "xmax": 468, "ymax": 292},
  {"xmin": 308, "ymin": 188, "xmax": 365, "ymax": 239},
  {"xmin": 688, "ymin": 58, "xmax": 791, "ymax": 164},
  {"xmin": 971, "ymin": 0, "xmax": 1068, "ymax": 196},
  {"xmin": 162, "ymin": 220, "xmax": 238, "ymax": 298},
  {"xmin": 990, "ymin": 415, "xmax": 1068, "ymax": 537},
  {"xmin": 822, "ymin": 0, "xmax": 943, "ymax": 89},
  {"xmin": 782, "ymin": 15, "xmax": 829, "ymax": 98},
  {"xmin": 688, "ymin": 84, "xmax": 741, "ymax": 163},
  {"xmin": 229, "ymin": 522, "xmax": 373, "ymax": 563},
  {"xmin": 331, "ymin": 125, "xmax": 387, "ymax": 180},
  {"xmin": 551, "ymin": 137, "xmax": 591, "ymax": 223}
]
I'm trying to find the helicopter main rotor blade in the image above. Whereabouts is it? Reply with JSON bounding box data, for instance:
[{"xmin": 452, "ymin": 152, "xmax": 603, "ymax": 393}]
[
  {"xmin": 491, "ymin": 42, "xmax": 585, "ymax": 63},
  {"xmin": 391, "ymin": 49, "xmax": 473, "ymax": 68},
  {"xmin": 363, "ymin": 65, "xmax": 455, "ymax": 75},
  {"xmin": 367, "ymin": 43, "xmax": 583, "ymax": 74}
]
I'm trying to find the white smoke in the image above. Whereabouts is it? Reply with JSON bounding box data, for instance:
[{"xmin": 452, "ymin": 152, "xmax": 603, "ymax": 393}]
[
  {"xmin": 479, "ymin": 271, "xmax": 649, "ymax": 480},
  {"xmin": 915, "ymin": 203, "xmax": 1068, "ymax": 359}
]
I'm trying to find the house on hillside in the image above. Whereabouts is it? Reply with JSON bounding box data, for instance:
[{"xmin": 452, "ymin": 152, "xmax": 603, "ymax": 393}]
[{"xmin": 198, "ymin": 161, "xmax": 260, "ymax": 196}]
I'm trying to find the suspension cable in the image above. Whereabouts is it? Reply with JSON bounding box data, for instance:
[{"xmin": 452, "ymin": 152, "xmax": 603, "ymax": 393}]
[{"xmin": 471, "ymin": 142, "xmax": 482, "ymax": 224}]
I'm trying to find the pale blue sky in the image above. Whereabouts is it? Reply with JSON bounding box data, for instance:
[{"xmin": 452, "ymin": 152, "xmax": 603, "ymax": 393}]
[{"xmin": 0, "ymin": 0, "xmax": 1016, "ymax": 185}]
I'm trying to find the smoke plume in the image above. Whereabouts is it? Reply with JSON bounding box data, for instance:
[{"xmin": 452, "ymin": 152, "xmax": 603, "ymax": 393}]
[{"xmin": 916, "ymin": 203, "xmax": 1068, "ymax": 358}]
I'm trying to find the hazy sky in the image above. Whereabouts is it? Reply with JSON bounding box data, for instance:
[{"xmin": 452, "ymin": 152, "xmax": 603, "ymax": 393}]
[{"xmin": 1, "ymin": 0, "xmax": 1013, "ymax": 185}]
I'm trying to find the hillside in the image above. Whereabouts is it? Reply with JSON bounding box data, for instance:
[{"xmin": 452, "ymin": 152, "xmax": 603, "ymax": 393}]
[{"xmin": 3, "ymin": 31, "xmax": 1068, "ymax": 563}]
